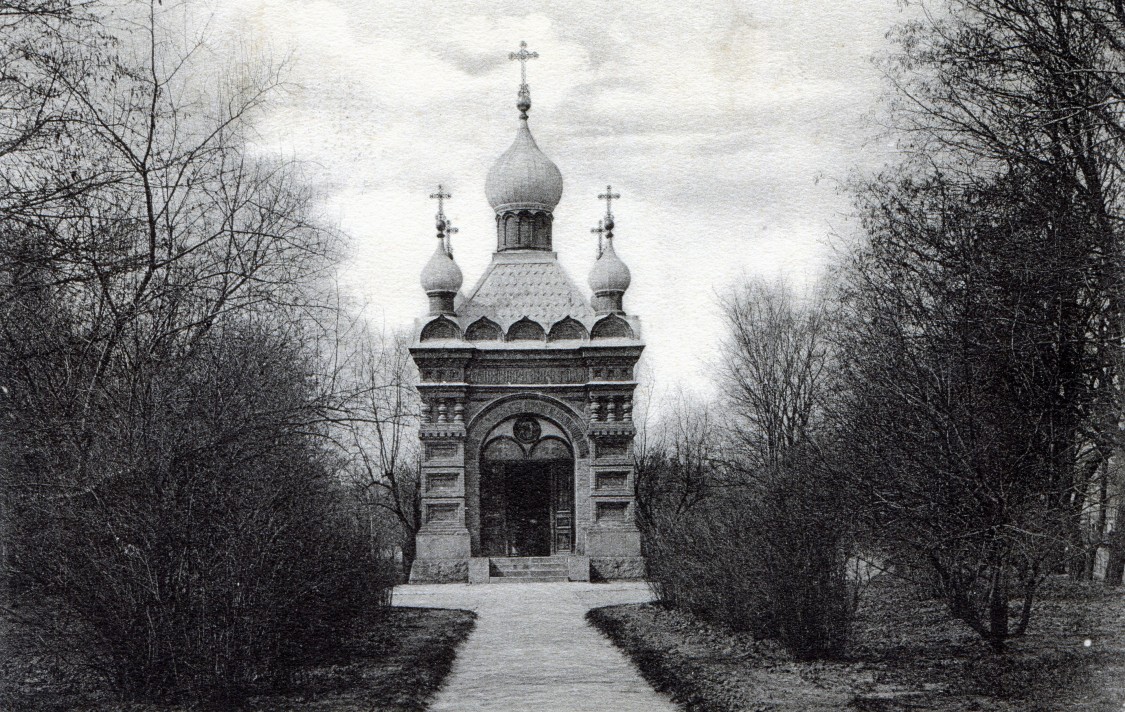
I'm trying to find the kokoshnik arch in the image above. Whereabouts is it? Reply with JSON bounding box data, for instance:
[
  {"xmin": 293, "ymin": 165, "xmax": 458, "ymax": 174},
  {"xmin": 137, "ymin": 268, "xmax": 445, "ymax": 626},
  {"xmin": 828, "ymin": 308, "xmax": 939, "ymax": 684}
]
[{"xmin": 408, "ymin": 42, "xmax": 645, "ymax": 583}]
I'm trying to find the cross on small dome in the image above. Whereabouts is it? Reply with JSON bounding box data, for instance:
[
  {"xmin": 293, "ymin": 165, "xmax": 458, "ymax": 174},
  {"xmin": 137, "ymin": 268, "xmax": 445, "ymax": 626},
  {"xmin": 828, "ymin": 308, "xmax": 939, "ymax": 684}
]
[
  {"xmin": 421, "ymin": 184, "xmax": 462, "ymax": 312},
  {"xmin": 591, "ymin": 219, "xmax": 606, "ymax": 258},
  {"xmin": 588, "ymin": 188, "xmax": 631, "ymax": 313},
  {"xmin": 598, "ymin": 185, "xmax": 620, "ymax": 236}
]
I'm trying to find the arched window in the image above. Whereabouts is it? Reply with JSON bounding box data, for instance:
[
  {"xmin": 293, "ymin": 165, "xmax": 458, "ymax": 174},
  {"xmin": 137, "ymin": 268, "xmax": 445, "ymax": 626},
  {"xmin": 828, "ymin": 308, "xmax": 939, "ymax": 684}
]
[
  {"xmin": 533, "ymin": 213, "xmax": 550, "ymax": 248},
  {"xmin": 420, "ymin": 317, "xmax": 461, "ymax": 341},
  {"xmin": 506, "ymin": 317, "xmax": 546, "ymax": 341},
  {"xmin": 482, "ymin": 437, "xmax": 525, "ymax": 461},
  {"xmin": 466, "ymin": 317, "xmax": 503, "ymax": 341},
  {"xmin": 530, "ymin": 437, "xmax": 572, "ymax": 461},
  {"xmin": 503, "ymin": 213, "xmax": 518, "ymax": 248},
  {"xmin": 591, "ymin": 314, "xmax": 634, "ymax": 339},
  {"xmin": 517, "ymin": 211, "xmax": 533, "ymax": 247}
]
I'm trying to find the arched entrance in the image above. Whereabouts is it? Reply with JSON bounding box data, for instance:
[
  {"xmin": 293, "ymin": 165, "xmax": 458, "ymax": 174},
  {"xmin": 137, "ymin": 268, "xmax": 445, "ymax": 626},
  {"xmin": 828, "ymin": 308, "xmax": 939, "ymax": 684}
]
[{"xmin": 480, "ymin": 415, "xmax": 574, "ymax": 556}]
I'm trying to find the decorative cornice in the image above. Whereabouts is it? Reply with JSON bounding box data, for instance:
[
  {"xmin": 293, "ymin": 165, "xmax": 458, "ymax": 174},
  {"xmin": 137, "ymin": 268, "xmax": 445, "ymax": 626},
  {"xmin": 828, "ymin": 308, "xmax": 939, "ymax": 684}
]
[
  {"xmin": 419, "ymin": 426, "xmax": 466, "ymax": 440},
  {"xmin": 589, "ymin": 425, "xmax": 637, "ymax": 439},
  {"xmin": 493, "ymin": 202, "xmax": 556, "ymax": 214}
]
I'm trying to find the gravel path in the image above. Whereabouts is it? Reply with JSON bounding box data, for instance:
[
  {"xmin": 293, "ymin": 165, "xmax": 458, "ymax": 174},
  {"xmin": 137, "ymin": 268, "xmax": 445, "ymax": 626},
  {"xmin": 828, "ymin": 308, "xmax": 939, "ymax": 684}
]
[{"xmin": 394, "ymin": 581, "xmax": 680, "ymax": 712}]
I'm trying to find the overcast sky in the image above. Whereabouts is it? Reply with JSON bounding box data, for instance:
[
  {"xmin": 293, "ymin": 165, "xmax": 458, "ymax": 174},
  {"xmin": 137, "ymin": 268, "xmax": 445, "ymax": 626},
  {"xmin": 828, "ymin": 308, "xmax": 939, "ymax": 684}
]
[{"xmin": 218, "ymin": 0, "xmax": 910, "ymax": 397}]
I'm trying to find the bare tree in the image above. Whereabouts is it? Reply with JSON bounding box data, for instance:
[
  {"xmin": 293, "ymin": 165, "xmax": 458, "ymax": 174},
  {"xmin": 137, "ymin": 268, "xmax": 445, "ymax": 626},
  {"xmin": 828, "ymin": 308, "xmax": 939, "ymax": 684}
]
[
  {"xmin": 0, "ymin": 1, "xmax": 392, "ymax": 702},
  {"xmin": 634, "ymin": 389, "xmax": 719, "ymax": 525},
  {"xmin": 337, "ymin": 329, "xmax": 422, "ymax": 570},
  {"xmin": 640, "ymin": 278, "xmax": 853, "ymax": 660},
  {"xmin": 838, "ymin": 172, "xmax": 1088, "ymax": 650},
  {"xmin": 0, "ymin": 2, "xmax": 96, "ymax": 165},
  {"xmin": 880, "ymin": 0, "xmax": 1125, "ymax": 581},
  {"xmin": 718, "ymin": 276, "xmax": 831, "ymax": 472}
]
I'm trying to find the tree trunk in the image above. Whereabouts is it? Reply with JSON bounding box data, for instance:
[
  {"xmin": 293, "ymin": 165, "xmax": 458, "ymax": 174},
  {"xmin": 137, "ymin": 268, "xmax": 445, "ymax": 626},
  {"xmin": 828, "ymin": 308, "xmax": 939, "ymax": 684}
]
[
  {"xmin": 1106, "ymin": 547, "xmax": 1125, "ymax": 586},
  {"xmin": 1075, "ymin": 454, "xmax": 1102, "ymax": 575},
  {"xmin": 1013, "ymin": 563, "xmax": 1038, "ymax": 637},
  {"xmin": 1105, "ymin": 502, "xmax": 1125, "ymax": 586},
  {"xmin": 1105, "ymin": 463, "xmax": 1125, "ymax": 586},
  {"xmin": 987, "ymin": 566, "xmax": 1009, "ymax": 652}
]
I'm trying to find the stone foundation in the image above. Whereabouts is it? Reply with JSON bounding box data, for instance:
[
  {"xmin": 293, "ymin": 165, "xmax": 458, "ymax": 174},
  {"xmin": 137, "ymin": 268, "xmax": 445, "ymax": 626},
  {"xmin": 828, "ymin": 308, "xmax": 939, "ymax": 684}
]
[
  {"xmin": 409, "ymin": 558, "xmax": 469, "ymax": 583},
  {"xmin": 469, "ymin": 557, "xmax": 491, "ymax": 584},
  {"xmin": 590, "ymin": 556, "xmax": 647, "ymax": 582},
  {"xmin": 567, "ymin": 555, "xmax": 591, "ymax": 582},
  {"xmin": 586, "ymin": 528, "xmax": 642, "ymax": 557},
  {"xmin": 415, "ymin": 529, "xmax": 471, "ymax": 559},
  {"xmin": 408, "ymin": 556, "xmax": 646, "ymax": 583}
]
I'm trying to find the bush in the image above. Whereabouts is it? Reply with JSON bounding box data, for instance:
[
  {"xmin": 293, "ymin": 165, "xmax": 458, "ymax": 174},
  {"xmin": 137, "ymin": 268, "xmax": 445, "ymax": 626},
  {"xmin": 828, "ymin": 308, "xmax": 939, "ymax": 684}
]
[
  {"xmin": 638, "ymin": 277, "xmax": 855, "ymax": 660},
  {"xmin": 642, "ymin": 458, "xmax": 855, "ymax": 660},
  {"xmin": 4, "ymin": 329, "xmax": 396, "ymax": 703}
]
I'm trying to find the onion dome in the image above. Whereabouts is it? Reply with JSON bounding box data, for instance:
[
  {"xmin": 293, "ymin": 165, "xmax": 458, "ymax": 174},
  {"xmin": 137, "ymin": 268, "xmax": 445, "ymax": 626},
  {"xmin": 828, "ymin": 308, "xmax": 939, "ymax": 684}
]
[
  {"xmin": 486, "ymin": 43, "xmax": 562, "ymax": 214},
  {"xmin": 589, "ymin": 195, "xmax": 631, "ymax": 315},
  {"xmin": 485, "ymin": 119, "xmax": 564, "ymax": 213},
  {"xmin": 589, "ymin": 217, "xmax": 631, "ymax": 294},
  {"xmin": 421, "ymin": 215, "xmax": 462, "ymax": 315},
  {"xmin": 421, "ymin": 236, "xmax": 462, "ymax": 294}
]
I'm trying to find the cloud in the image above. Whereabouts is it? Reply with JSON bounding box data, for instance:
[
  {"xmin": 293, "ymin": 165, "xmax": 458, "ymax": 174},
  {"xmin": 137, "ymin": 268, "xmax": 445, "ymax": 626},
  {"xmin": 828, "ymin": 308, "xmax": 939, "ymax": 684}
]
[
  {"xmin": 433, "ymin": 44, "xmax": 508, "ymax": 77},
  {"xmin": 221, "ymin": 0, "xmax": 907, "ymax": 393}
]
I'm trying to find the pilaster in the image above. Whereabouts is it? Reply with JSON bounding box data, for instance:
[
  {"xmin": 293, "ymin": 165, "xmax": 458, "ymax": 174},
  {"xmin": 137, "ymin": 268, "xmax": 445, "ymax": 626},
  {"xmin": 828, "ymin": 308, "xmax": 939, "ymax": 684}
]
[{"xmin": 410, "ymin": 352, "xmax": 472, "ymax": 583}]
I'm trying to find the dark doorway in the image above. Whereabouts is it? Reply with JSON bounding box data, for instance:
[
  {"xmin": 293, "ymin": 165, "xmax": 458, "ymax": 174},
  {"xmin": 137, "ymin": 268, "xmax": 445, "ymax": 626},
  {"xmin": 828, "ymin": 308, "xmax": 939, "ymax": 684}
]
[
  {"xmin": 480, "ymin": 454, "xmax": 574, "ymax": 557},
  {"xmin": 501, "ymin": 462, "xmax": 551, "ymax": 556}
]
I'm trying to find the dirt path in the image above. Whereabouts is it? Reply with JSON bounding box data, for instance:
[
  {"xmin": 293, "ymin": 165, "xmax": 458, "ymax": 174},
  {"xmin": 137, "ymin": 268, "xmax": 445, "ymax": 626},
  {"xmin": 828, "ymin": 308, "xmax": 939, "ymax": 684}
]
[{"xmin": 393, "ymin": 581, "xmax": 680, "ymax": 712}]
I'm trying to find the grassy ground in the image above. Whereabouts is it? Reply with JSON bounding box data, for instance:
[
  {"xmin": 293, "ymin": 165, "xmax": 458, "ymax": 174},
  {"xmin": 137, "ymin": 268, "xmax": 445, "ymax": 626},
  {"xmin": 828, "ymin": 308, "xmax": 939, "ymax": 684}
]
[
  {"xmin": 0, "ymin": 605, "xmax": 475, "ymax": 712},
  {"xmin": 588, "ymin": 575, "xmax": 1125, "ymax": 711}
]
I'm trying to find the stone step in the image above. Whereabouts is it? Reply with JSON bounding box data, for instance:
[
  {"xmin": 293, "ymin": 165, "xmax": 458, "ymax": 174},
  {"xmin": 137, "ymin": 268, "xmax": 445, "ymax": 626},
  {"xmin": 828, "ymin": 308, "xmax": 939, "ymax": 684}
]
[
  {"xmin": 486, "ymin": 556, "xmax": 574, "ymax": 582},
  {"xmin": 489, "ymin": 575, "xmax": 568, "ymax": 583},
  {"xmin": 471, "ymin": 555, "xmax": 591, "ymax": 584},
  {"xmin": 489, "ymin": 557, "xmax": 570, "ymax": 575},
  {"xmin": 491, "ymin": 568, "xmax": 568, "ymax": 578},
  {"xmin": 489, "ymin": 556, "xmax": 567, "ymax": 565},
  {"xmin": 490, "ymin": 562, "xmax": 569, "ymax": 572}
]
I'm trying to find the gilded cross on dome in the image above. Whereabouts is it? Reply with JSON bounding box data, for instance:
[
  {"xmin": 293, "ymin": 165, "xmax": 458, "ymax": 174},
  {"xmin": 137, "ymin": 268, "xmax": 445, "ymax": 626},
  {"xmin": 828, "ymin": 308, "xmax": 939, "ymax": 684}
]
[
  {"xmin": 509, "ymin": 40, "xmax": 538, "ymax": 86},
  {"xmin": 509, "ymin": 41, "xmax": 538, "ymax": 119},
  {"xmin": 444, "ymin": 218, "xmax": 459, "ymax": 256},
  {"xmin": 430, "ymin": 184, "xmax": 452, "ymax": 241},
  {"xmin": 599, "ymin": 185, "xmax": 620, "ymax": 218},
  {"xmin": 591, "ymin": 219, "xmax": 606, "ymax": 258},
  {"xmin": 429, "ymin": 184, "xmax": 451, "ymax": 219},
  {"xmin": 598, "ymin": 186, "xmax": 620, "ymax": 239}
]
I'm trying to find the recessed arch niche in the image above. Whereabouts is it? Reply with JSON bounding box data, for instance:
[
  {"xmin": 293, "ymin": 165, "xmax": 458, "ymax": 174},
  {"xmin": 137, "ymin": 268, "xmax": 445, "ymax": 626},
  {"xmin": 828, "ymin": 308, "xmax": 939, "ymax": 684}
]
[
  {"xmin": 591, "ymin": 314, "xmax": 634, "ymax": 339},
  {"xmin": 466, "ymin": 317, "xmax": 503, "ymax": 341},
  {"xmin": 420, "ymin": 317, "xmax": 461, "ymax": 341},
  {"xmin": 548, "ymin": 317, "xmax": 589, "ymax": 341},
  {"xmin": 531, "ymin": 436, "xmax": 573, "ymax": 460},
  {"xmin": 506, "ymin": 317, "xmax": 546, "ymax": 341},
  {"xmin": 481, "ymin": 436, "xmax": 524, "ymax": 461}
]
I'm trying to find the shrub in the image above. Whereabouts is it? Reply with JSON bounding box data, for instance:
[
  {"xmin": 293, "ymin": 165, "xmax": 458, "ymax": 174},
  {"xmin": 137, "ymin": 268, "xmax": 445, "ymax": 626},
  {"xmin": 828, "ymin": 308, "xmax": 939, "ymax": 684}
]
[
  {"xmin": 641, "ymin": 451, "xmax": 855, "ymax": 660},
  {"xmin": 5, "ymin": 329, "xmax": 396, "ymax": 703},
  {"xmin": 638, "ymin": 277, "xmax": 855, "ymax": 660}
]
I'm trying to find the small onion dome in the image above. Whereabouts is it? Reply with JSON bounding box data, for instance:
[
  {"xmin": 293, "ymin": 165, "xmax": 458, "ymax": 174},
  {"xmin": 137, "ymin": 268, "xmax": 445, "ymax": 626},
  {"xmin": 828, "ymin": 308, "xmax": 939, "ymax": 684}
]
[
  {"xmin": 421, "ymin": 238, "xmax": 462, "ymax": 295},
  {"xmin": 589, "ymin": 233, "xmax": 631, "ymax": 295},
  {"xmin": 485, "ymin": 119, "xmax": 564, "ymax": 213}
]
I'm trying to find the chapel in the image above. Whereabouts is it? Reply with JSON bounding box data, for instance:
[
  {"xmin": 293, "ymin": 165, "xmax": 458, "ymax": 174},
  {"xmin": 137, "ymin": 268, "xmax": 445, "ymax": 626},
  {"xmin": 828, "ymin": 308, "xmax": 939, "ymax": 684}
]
[{"xmin": 409, "ymin": 42, "xmax": 645, "ymax": 583}]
